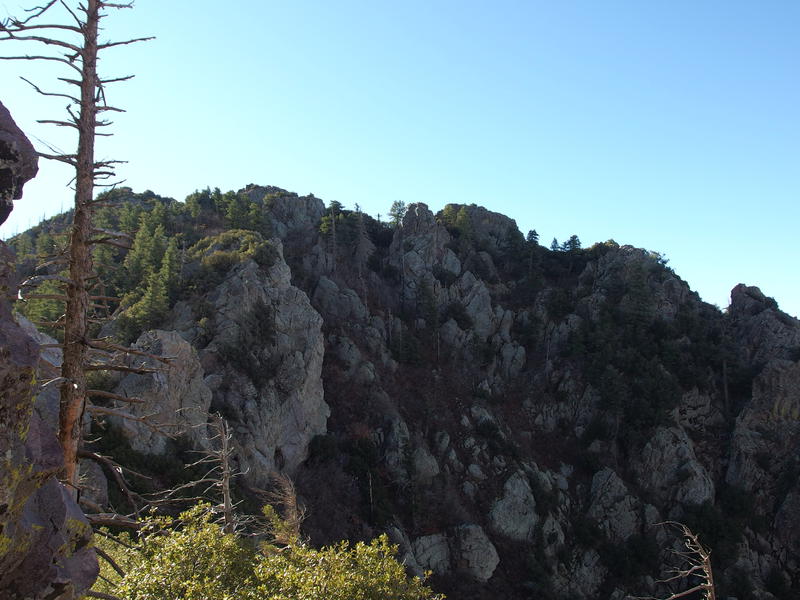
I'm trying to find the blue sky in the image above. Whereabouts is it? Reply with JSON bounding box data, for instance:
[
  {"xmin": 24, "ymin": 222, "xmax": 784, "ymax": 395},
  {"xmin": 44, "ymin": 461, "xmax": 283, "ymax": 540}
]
[{"xmin": 1, "ymin": 1, "xmax": 798, "ymax": 317}]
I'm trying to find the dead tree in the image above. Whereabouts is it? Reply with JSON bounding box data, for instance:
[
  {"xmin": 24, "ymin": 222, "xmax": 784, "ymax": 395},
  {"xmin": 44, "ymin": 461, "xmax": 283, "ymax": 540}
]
[
  {"xmin": 1, "ymin": 0, "xmax": 152, "ymax": 495},
  {"xmin": 632, "ymin": 522, "xmax": 716, "ymax": 600},
  {"xmin": 142, "ymin": 414, "xmax": 241, "ymax": 533}
]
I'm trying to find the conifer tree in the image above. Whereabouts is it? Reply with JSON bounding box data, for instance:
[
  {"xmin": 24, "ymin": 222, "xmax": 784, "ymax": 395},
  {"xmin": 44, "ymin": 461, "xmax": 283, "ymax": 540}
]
[
  {"xmin": 388, "ymin": 200, "xmax": 407, "ymax": 227},
  {"xmin": 159, "ymin": 238, "xmax": 181, "ymax": 302}
]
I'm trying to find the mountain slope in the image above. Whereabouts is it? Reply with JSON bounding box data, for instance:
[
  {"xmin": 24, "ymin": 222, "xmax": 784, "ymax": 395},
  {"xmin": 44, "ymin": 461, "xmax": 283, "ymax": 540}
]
[{"xmin": 8, "ymin": 185, "xmax": 800, "ymax": 599}]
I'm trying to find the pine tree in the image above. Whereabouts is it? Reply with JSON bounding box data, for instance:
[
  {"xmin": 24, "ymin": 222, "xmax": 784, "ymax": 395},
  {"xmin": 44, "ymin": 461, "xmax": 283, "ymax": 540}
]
[
  {"xmin": 388, "ymin": 200, "xmax": 407, "ymax": 227},
  {"xmin": 566, "ymin": 234, "xmax": 581, "ymax": 252},
  {"xmin": 159, "ymin": 238, "xmax": 181, "ymax": 302}
]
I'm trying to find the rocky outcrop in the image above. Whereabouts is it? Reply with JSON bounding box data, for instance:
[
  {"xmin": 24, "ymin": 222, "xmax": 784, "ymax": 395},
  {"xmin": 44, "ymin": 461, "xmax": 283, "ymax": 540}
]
[
  {"xmin": 489, "ymin": 470, "xmax": 538, "ymax": 541},
  {"xmin": 459, "ymin": 204, "xmax": 521, "ymax": 255},
  {"xmin": 192, "ymin": 243, "xmax": 328, "ymax": 483},
  {"xmin": 0, "ymin": 244, "xmax": 97, "ymax": 599},
  {"xmin": 0, "ymin": 100, "xmax": 38, "ymax": 224},
  {"xmin": 449, "ymin": 524, "xmax": 499, "ymax": 582},
  {"xmin": 389, "ymin": 203, "xmax": 459, "ymax": 301},
  {"xmin": 243, "ymin": 185, "xmax": 325, "ymax": 240},
  {"xmin": 632, "ymin": 426, "xmax": 715, "ymax": 509},
  {"xmin": 13, "ymin": 181, "xmax": 800, "ymax": 599},
  {"xmin": 410, "ymin": 524, "xmax": 499, "ymax": 582},
  {"xmin": 728, "ymin": 284, "xmax": 800, "ymax": 365},
  {"xmin": 112, "ymin": 329, "xmax": 213, "ymax": 454},
  {"xmin": 587, "ymin": 467, "xmax": 640, "ymax": 542},
  {"xmin": 727, "ymin": 358, "xmax": 800, "ymax": 494}
]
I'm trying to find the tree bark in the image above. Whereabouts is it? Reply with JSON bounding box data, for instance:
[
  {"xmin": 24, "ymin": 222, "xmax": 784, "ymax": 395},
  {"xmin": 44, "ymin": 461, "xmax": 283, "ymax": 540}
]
[{"xmin": 59, "ymin": 0, "xmax": 99, "ymax": 493}]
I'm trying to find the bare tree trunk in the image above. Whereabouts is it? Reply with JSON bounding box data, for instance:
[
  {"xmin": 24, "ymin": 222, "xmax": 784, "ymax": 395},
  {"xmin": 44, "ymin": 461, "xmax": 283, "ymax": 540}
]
[
  {"xmin": 59, "ymin": 0, "xmax": 99, "ymax": 492},
  {"xmin": 215, "ymin": 415, "xmax": 235, "ymax": 535}
]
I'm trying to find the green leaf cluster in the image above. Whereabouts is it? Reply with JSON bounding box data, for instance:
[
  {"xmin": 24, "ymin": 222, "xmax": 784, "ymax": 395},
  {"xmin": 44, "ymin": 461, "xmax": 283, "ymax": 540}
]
[{"xmin": 94, "ymin": 504, "xmax": 444, "ymax": 600}]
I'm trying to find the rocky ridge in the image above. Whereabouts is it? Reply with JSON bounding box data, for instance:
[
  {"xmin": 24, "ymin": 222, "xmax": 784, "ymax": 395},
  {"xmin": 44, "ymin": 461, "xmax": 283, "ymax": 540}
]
[{"xmin": 7, "ymin": 185, "xmax": 800, "ymax": 600}]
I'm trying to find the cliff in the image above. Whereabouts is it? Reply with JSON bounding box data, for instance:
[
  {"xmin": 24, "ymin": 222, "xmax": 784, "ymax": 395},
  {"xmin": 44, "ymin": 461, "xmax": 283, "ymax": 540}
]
[{"xmin": 7, "ymin": 185, "xmax": 799, "ymax": 599}]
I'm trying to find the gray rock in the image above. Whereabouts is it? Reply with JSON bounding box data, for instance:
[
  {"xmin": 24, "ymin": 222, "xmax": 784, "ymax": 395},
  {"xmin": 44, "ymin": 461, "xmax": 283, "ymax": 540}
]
[
  {"xmin": 552, "ymin": 549, "xmax": 606, "ymax": 599},
  {"xmin": 312, "ymin": 276, "xmax": 368, "ymax": 324},
  {"xmin": 459, "ymin": 204, "xmax": 522, "ymax": 255},
  {"xmin": 389, "ymin": 203, "xmax": 458, "ymax": 300},
  {"xmin": 0, "ymin": 243, "xmax": 97, "ymax": 599},
  {"xmin": 196, "ymin": 249, "xmax": 328, "ymax": 482},
  {"xmin": 632, "ymin": 426, "xmax": 714, "ymax": 508},
  {"xmin": 489, "ymin": 470, "xmax": 538, "ymax": 541},
  {"xmin": 450, "ymin": 524, "xmax": 499, "ymax": 582},
  {"xmin": 0, "ymin": 100, "xmax": 39, "ymax": 223},
  {"xmin": 412, "ymin": 533, "xmax": 451, "ymax": 574},
  {"xmin": 412, "ymin": 445, "xmax": 440, "ymax": 484},
  {"xmin": 113, "ymin": 330, "xmax": 212, "ymax": 454},
  {"xmin": 588, "ymin": 468, "xmax": 640, "ymax": 542},
  {"xmin": 242, "ymin": 185, "xmax": 325, "ymax": 240},
  {"xmin": 728, "ymin": 284, "xmax": 800, "ymax": 365}
]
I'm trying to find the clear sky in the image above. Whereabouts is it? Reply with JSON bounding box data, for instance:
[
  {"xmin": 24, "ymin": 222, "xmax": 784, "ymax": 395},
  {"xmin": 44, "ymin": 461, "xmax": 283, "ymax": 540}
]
[{"xmin": 1, "ymin": 1, "xmax": 798, "ymax": 317}]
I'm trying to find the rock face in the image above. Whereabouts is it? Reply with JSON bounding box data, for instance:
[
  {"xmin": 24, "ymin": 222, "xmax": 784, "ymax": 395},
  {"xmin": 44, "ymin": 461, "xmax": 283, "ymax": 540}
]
[
  {"xmin": 189, "ymin": 241, "xmax": 328, "ymax": 483},
  {"xmin": 728, "ymin": 283, "xmax": 800, "ymax": 365},
  {"xmin": 449, "ymin": 524, "xmax": 499, "ymax": 582},
  {"xmin": 112, "ymin": 329, "xmax": 213, "ymax": 454},
  {"xmin": 0, "ymin": 243, "xmax": 97, "ymax": 599},
  {"xmin": 587, "ymin": 467, "xmax": 640, "ymax": 542},
  {"xmin": 489, "ymin": 470, "xmax": 538, "ymax": 541},
  {"xmin": 12, "ymin": 185, "xmax": 800, "ymax": 599},
  {"xmin": 0, "ymin": 100, "xmax": 38, "ymax": 224},
  {"xmin": 410, "ymin": 524, "xmax": 499, "ymax": 582}
]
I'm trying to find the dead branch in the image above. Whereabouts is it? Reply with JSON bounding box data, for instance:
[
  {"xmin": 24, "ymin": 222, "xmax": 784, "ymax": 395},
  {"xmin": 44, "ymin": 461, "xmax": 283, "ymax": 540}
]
[
  {"xmin": 94, "ymin": 545, "xmax": 125, "ymax": 578},
  {"xmin": 0, "ymin": 54, "xmax": 83, "ymax": 72},
  {"xmin": 91, "ymin": 227, "xmax": 132, "ymax": 240},
  {"xmin": 0, "ymin": 0, "xmax": 58, "ymax": 27},
  {"xmin": 20, "ymin": 274, "xmax": 75, "ymax": 288},
  {"xmin": 86, "ymin": 513, "xmax": 142, "ymax": 530},
  {"xmin": 89, "ymin": 237, "xmax": 131, "ymax": 249},
  {"xmin": 0, "ymin": 32, "xmax": 80, "ymax": 51},
  {"xmin": 20, "ymin": 76, "xmax": 81, "ymax": 103},
  {"xmin": 98, "ymin": 35, "xmax": 154, "ymax": 49},
  {"xmin": 84, "ymin": 364, "xmax": 160, "ymax": 375},
  {"xmin": 36, "ymin": 151, "xmax": 78, "ymax": 165},
  {"xmin": 87, "ymin": 389, "xmax": 144, "ymax": 404},
  {"xmin": 85, "ymin": 405, "xmax": 172, "ymax": 437},
  {"xmin": 93, "ymin": 527, "xmax": 137, "ymax": 550},
  {"xmin": 78, "ymin": 449, "xmax": 146, "ymax": 512},
  {"xmin": 18, "ymin": 293, "xmax": 68, "ymax": 302},
  {"xmin": 89, "ymin": 339, "xmax": 174, "ymax": 364},
  {"xmin": 631, "ymin": 522, "xmax": 715, "ymax": 600}
]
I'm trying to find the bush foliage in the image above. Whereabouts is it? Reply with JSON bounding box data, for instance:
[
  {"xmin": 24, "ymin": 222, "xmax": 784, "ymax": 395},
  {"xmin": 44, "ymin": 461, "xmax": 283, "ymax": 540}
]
[{"xmin": 94, "ymin": 504, "xmax": 444, "ymax": 600}]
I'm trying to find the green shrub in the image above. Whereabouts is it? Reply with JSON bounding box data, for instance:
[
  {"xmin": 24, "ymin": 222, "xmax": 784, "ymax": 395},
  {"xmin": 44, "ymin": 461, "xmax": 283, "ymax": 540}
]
[
  {"xmin": 254, "ymin": 535, "xmax": 443, "ymax": 600},
  {"xmin": 94, "ymin": 504, "xmax": 443, "ymax": 600}
]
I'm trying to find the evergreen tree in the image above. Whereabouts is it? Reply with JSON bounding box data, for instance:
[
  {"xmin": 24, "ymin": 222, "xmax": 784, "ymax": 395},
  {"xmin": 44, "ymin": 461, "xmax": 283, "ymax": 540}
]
[
  {"xmin": 565, "ymin": 234, "xmax": 581, "ymax": 252},
  {"xmin": 224, "ymin": 193, "xmax": 248, "ymax": 229},
  {"xmin": 388, "ymin": 200, "xmax": 407, "ymax": 227},
  {"xmin": 159, "ymin": 238, "xmax": 181, "ymax": 302},
  {"xmin": 550, "ymin": 237, "xmax": 560, "ymax": 251},
  {"xmin": 124, "ymin": 219, "xmax": 166, "ymax": 290},
  {"xmin": 118, "ymin": 202, "xmax": 141, "ymax": 235},
  {"xmin": 526, "ymin": 229, "xmax": 539, "ymax": 245},
  {"xmin": 127, "ymin": 270, "xmax": 168, "ymax": 333}
]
